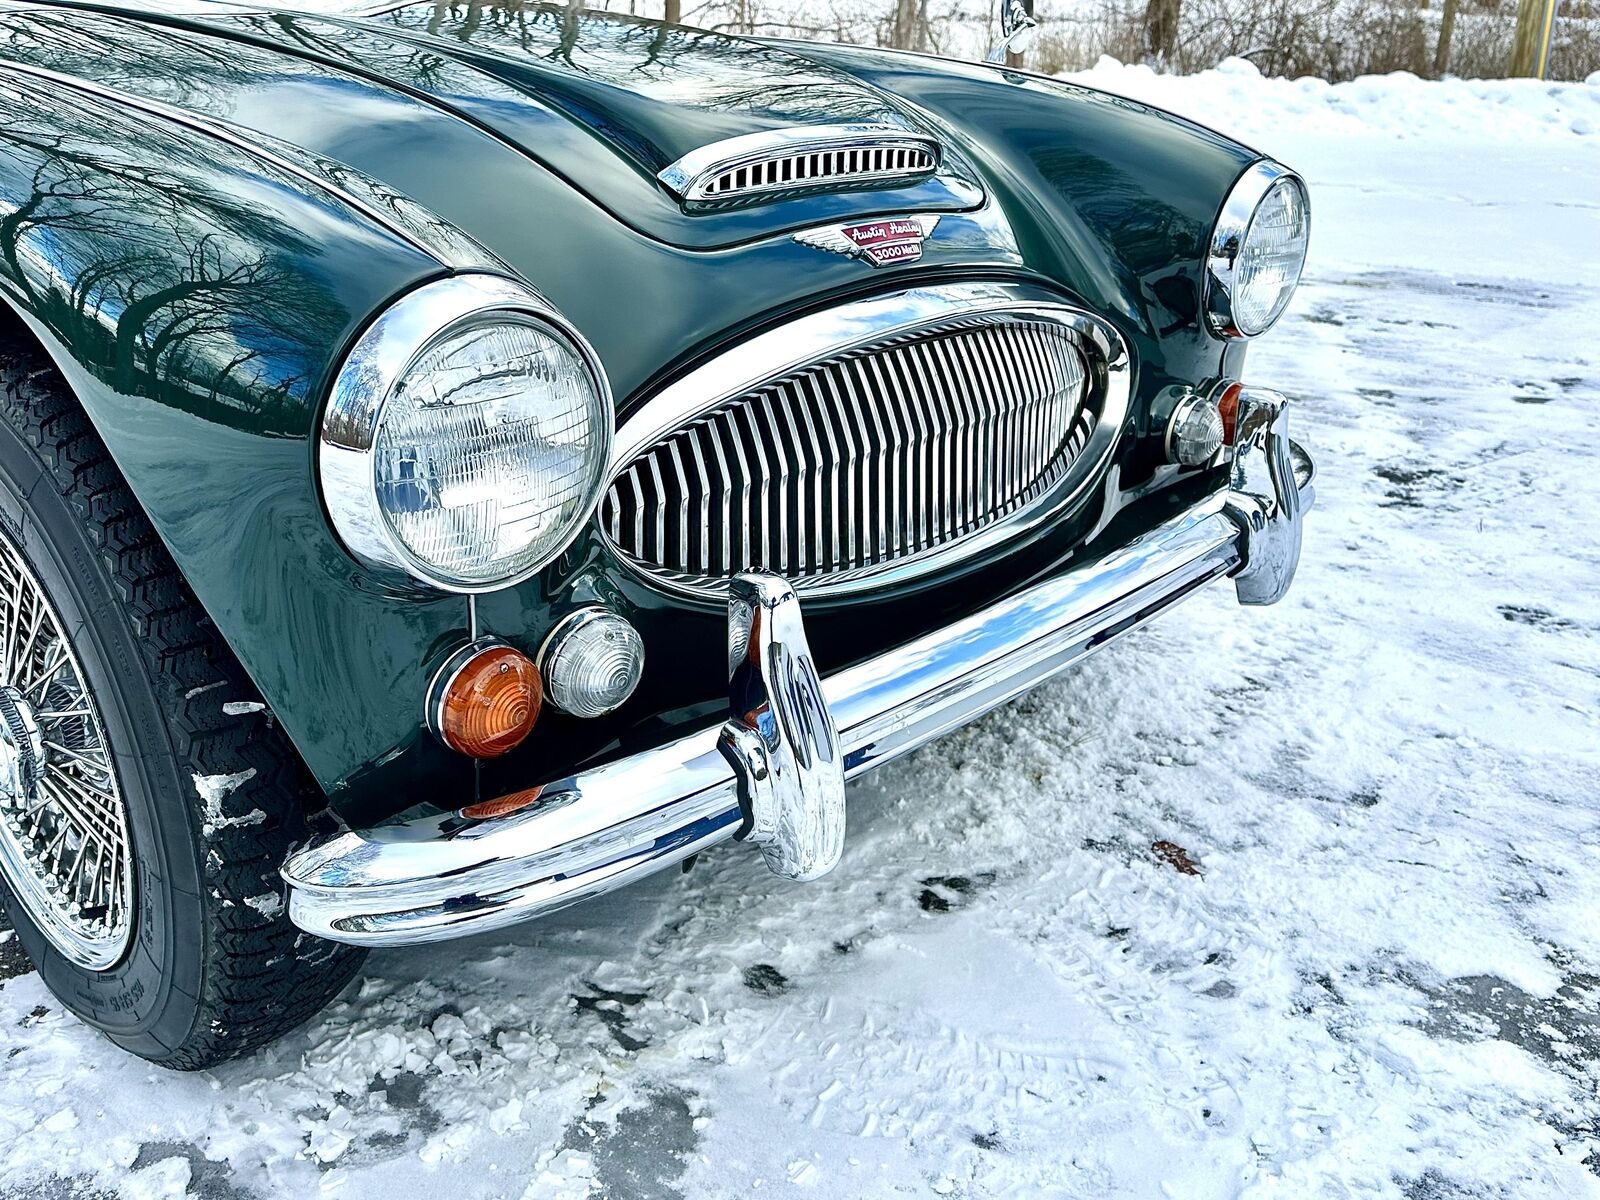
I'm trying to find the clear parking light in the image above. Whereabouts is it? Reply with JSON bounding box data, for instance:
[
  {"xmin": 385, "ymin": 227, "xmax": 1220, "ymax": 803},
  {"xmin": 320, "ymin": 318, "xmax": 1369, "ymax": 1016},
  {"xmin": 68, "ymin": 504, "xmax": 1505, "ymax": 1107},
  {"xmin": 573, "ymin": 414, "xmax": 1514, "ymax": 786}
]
[
  {"xmin": 1165, "ymin": 392, "xmax": 1225, "ymax": 466},
  {"xmin": 538, "ymin": 608, "xmax": 645, "ymax": 718},
  {"xmin": 320, "ymin": 275, "xmax": 613, "ymax": 592},
  {"xmin": 1206, "ymin": 162, "xmax": 1310, "ymax": 338}
]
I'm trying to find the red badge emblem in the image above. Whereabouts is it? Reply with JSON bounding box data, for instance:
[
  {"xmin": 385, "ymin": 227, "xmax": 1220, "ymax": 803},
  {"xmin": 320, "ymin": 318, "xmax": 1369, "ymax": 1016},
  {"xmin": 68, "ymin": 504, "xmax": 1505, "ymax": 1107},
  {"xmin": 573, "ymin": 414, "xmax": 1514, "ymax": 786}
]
[{"xmin": 793, "ymin": 215, "xmax": 942, "ymax": 268}]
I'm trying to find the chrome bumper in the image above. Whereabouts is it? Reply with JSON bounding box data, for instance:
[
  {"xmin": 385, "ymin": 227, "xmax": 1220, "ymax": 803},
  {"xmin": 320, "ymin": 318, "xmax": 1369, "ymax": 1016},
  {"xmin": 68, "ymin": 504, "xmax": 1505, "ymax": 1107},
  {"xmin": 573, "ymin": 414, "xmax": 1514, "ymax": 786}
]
[{"xmin": 284, "ymin": 389, "xmax": 1314, "ymax": 946}]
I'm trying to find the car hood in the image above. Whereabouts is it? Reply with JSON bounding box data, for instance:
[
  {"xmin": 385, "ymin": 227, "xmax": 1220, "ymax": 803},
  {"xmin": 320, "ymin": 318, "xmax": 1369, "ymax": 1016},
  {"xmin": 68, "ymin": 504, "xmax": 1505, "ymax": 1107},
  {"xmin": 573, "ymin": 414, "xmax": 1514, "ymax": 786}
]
[
  {"xmin": 2, "ymin": 1, "xmax": 982, "ymax": 251},
  {"xmin": 0, "ymin": 0, "xmax": 1265, "ymax": 405}
]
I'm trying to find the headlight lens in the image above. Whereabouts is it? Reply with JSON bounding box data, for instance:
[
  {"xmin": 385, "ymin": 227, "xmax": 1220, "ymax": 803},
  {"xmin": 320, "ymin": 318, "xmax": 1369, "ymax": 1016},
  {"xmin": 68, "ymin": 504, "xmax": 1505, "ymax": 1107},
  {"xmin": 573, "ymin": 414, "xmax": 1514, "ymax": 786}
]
[
  {"xmin": 1207, "ymin": 163, "xmax": 1310, "ymax": 338},
  {"xmin": 376, "ymin": 315, "xmax": 606, "ymax": 587},
  {"xmin": 320, "ymin": 276, "xmax": 613, "ymax": 592}
]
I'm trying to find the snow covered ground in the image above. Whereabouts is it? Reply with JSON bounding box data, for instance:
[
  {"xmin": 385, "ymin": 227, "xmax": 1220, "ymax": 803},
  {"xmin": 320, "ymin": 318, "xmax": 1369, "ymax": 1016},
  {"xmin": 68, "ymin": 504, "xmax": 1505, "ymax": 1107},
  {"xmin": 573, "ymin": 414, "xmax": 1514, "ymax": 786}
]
[{"xmin": 2, "ymin": 61, "xmax": 1599, "ymax": 1200}]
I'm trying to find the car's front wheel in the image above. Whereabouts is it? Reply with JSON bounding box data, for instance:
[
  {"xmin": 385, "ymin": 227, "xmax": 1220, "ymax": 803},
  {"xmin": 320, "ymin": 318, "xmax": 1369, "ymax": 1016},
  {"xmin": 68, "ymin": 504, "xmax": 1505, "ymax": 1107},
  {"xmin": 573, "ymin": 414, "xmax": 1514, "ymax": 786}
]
[{"xmin": 0, "ymin": 330, "xmax": 364, "ymax": 1068}]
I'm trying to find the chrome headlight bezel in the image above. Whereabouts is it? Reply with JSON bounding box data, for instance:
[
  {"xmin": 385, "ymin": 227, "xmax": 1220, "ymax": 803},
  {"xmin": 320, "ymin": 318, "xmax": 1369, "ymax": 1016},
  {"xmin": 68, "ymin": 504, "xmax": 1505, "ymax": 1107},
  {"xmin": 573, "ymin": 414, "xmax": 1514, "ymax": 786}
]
[
  {"xmin": 1205, "ymin": 160, "xmax": 1310, "ymax": 339},
  {"xmin": 318, "ymin": 274, "xmax": 614, "ymax": 594}
]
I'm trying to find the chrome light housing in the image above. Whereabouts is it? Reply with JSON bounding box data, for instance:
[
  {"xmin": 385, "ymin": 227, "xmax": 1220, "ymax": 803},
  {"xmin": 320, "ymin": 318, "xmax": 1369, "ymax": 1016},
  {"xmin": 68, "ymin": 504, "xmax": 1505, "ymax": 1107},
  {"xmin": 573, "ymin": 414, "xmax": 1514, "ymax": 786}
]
[
  {"xmin": 319, "ymin": 274, "xmax": 613, "ymax": 593},
  {"xmin": 1206, "ymin": 161, "xmax": 1310, "ymax": 338}
]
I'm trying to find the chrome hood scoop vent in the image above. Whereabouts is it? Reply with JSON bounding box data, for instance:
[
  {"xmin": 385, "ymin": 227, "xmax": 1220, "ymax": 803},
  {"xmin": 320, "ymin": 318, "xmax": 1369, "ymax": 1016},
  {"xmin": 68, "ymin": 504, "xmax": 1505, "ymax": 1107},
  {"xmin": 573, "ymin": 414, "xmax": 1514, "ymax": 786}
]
[{"xmin": 659, "ymin": 125, "xmax": 941, "ymax": 204}]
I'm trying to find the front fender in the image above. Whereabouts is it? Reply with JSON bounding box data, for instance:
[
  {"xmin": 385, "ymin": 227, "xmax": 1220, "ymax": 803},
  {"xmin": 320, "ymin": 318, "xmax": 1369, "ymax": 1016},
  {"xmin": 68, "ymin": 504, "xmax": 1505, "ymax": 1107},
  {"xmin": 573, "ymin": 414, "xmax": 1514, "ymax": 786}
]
[
  {"xmin": 0, "ymin": 67, "xmax": 473, "ymax": 817},
  {"xmin": 780, "ymin": 43, "xmax": 1258, "ymax": 376}
]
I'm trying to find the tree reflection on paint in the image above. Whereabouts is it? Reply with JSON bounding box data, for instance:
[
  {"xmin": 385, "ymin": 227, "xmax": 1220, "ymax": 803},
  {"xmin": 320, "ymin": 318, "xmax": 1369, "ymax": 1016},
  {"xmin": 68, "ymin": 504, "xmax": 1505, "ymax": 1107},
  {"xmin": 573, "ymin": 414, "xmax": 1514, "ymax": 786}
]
[{"xmin": 0, "ymin": 74, "xmax": 340, "ymax": 433}]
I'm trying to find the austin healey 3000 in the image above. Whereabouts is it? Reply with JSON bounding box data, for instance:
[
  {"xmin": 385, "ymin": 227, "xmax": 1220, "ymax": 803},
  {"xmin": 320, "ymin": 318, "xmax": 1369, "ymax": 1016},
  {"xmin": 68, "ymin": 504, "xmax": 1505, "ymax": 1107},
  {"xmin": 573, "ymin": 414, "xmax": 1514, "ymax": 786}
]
[{"xmin": 0, "ymin": 0, "xmax": 1313, "ymax": 1065}]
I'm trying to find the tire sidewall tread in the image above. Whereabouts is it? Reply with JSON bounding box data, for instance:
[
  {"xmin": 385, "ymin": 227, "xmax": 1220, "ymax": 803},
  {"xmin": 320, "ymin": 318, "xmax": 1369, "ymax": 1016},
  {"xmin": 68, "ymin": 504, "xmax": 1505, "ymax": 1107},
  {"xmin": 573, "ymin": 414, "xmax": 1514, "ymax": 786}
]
[{"xmin": 0, "ymin": 334, "xmax": 363, "ymax": 1068}]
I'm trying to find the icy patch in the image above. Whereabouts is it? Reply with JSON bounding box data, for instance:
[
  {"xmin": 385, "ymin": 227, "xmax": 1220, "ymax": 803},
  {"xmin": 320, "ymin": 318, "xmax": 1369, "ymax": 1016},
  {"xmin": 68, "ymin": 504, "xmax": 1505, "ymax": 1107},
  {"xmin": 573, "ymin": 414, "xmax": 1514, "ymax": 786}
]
[
  {"xmin": 222, "ymin": 700, "xmax": 267, "ymax": 716},
  {"xmin": 123, "ymin": 1156, "xmax": 190, "ymax": 1200},
  {"xmin": 193, "ymin": 769, "xmax": 255, "ymax": 809},
  {"xmin": 244, "ymin": 892, "xmax": 284, "ymax": 919},
  {"xmin": 527, "ymin": 1149, "xmax": 595, "ymax": 1200},
  {"xmin": 193, "ymin": 769, "xmax": 262, "ymax": 836}
]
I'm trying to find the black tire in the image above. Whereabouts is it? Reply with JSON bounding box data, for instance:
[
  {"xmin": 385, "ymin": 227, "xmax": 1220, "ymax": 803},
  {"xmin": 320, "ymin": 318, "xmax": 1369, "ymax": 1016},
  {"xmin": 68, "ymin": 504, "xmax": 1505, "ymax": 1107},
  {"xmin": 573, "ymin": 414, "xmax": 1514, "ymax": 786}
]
[{"xmin": 0, "ymin": 329, "xmax": 364, "ymax": 1068}]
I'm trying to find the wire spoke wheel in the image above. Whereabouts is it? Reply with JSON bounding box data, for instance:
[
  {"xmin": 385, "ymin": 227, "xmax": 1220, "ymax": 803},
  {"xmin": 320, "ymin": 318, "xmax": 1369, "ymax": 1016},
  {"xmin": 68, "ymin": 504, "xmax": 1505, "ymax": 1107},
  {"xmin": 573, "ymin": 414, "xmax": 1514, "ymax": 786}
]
[
  {"xmin": 0, "ymin": 334, "xmax": 364, "ymax": 1066},
  {"xmin": 0, "ymin": 527, "xmax": 133, "ymax": 970}
]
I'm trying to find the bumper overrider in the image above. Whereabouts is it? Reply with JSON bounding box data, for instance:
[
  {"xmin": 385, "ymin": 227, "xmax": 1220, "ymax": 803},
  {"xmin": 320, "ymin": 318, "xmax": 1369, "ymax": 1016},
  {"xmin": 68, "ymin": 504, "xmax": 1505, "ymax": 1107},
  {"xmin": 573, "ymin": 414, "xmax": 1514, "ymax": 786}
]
[{"xmin": 283, "ymin": 389, "xmax": 1315, "ymax": 946}]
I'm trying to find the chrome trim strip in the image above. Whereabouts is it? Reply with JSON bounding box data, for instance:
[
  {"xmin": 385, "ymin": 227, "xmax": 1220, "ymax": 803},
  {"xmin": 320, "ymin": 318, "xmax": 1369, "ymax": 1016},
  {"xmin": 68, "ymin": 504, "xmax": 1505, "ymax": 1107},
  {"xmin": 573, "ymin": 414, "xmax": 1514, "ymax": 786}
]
[
  {"xmin": 283, "ymin": 404, "xmax": 1315, "ymax": 946},
  {"xmin": 318, "ymin": 274, "xmax": 615, "ymax": 594},
  {"xmin": 1205, "ymin": 159, "xmax": 1310, "ymax": 339},
  {"xmin": 345, "ymin": 0, "xmax": 418, "ymax": 14},
  {"xmin": 658, "ymin": 125, "xmax": 941, "ymax": 202},
  {"xmin": 0, "ymin": 56, "xmax": 446, "ymax": 264},
  {"xmin": 603, "ymin": 282, "xmax": 1129, "ymax": 600}
]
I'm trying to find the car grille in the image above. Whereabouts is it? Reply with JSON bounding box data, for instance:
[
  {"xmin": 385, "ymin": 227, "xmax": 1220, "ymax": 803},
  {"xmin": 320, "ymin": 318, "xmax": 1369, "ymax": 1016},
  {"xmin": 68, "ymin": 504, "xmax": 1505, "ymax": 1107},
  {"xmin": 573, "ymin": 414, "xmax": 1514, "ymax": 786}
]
[{"xmin": 601, "ymin": 314, "xmax": 1105, "ymax": 596}]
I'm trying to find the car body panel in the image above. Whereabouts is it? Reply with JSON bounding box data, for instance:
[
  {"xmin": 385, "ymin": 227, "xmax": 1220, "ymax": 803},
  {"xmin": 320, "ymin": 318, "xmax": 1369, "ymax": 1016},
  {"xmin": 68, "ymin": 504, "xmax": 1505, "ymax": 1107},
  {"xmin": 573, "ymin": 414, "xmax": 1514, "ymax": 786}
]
[
  {"xmin": 0, "ymin": 0, "xmax": 1260, "ymax": 826},
  {"xmin": 13, "ymin": 1, "xmax": 988, "ymax": 250}
]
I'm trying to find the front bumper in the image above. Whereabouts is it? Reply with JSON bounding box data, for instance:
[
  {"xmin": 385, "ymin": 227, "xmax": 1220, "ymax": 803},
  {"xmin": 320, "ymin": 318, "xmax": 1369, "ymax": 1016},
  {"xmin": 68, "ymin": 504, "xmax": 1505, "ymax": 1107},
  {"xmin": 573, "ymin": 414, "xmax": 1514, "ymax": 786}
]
[{"xmin": 284, "ymin": 389, "xmax": 1315, "ymax": 946}]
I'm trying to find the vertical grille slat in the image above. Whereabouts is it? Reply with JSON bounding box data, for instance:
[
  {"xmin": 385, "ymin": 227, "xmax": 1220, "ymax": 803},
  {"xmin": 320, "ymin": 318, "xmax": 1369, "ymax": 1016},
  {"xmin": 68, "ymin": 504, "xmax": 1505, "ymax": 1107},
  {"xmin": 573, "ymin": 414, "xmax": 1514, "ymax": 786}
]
[
  {"xmin": 705, "ymin": 418, "xmax": 734, "ymax": 577},
  {"xmin": 685, "ymin": 428, "xmax": 712, "ymax": 575},
  {"xmin": 606, "ymin": 317, "xmax": 1102, "ymax": 593},
  {"xmin": 821, "ymin": 367, "xmax": 861, "ymax": 570},
  {"xmin": 911, "ymin": 338, "xmax": 957, "ymax": 545}
]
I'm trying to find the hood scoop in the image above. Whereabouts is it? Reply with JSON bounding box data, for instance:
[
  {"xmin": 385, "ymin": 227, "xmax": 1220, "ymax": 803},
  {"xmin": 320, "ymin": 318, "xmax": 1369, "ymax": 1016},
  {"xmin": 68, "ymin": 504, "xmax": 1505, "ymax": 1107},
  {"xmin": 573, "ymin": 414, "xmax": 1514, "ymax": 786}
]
[{"xmin": 659, "ymin": 125, "xmax": 941, "ymax": 205}]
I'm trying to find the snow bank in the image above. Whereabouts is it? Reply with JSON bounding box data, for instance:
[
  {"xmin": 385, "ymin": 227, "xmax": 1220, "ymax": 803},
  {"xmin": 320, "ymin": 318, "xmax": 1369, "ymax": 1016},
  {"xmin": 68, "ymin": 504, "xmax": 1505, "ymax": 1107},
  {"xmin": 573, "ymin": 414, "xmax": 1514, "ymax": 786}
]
[
  {"xmin": 1065, "ymin": 55, "xmax": 1600, "ymax": 144},
  {"xmin": 1058, "ymin": 56, "xmax": 1600, "ymax": 284}
]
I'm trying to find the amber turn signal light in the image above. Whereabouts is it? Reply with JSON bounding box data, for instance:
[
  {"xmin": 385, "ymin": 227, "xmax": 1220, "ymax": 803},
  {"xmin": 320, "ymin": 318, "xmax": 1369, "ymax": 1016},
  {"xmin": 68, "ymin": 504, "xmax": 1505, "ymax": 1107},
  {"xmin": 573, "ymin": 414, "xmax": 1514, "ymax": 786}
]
[
  {"xmin": 1214, "ymin": 380, "xmax": 1243, "ymax": 445},
  {"xmin": 460, "ymin": 787, "xmax": 544, "ymax": 821},
  {"xmin": 427, "ymin": 640, "xmax": 541, "ymax": 759}
]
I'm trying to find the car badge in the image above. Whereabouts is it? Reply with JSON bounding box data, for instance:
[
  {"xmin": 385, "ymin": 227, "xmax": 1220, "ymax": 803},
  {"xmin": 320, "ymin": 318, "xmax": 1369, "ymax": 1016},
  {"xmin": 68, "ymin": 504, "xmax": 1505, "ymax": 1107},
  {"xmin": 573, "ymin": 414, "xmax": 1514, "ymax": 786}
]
[{"xmin": 792, "ymin": 215, "xmax": 942, "ymax": 268}]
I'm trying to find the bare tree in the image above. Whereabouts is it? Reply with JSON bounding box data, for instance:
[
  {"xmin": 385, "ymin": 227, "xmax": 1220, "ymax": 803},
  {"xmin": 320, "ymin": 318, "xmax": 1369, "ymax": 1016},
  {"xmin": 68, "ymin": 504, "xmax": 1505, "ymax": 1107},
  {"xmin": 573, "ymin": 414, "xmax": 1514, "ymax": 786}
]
[
  {"xmin": 1507, "ymin": 0, "xmax": 1546, "ymax": 75},
  {"xmin": 1144, "ymin": 0, "xmax": 1181, "ymax": 61},
  {"xmin": 889, "ymin": 0, "xmax": 932, "ymax": 50},
  {"xmin": 1434, "ymin": 0, "xmax": 1460, "ymax": 74}
]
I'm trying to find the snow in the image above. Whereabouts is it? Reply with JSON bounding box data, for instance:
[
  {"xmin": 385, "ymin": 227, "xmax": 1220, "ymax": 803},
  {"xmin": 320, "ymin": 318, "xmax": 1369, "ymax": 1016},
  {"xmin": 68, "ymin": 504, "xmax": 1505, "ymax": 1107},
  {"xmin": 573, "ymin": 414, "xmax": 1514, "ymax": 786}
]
[
  {"xmin": 3, "ymin": 65, "xmax": 1599, "ymax": 1200},
  {"xmin": 193, "ymin": 768, "xmax": 263, "ymax": 837}
]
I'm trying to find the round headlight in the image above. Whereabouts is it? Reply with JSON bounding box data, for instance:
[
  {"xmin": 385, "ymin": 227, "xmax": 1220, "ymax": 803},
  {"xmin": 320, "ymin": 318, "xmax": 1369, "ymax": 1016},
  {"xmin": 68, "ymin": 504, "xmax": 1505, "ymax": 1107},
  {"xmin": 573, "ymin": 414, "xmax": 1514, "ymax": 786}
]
[
  {"xmin": 320, "ymin": 275, "xmax": 612, "ymax": 592},
  {"xmin": 1206, "ymin": 162, "xmax": 1310, "ymax": 338}
]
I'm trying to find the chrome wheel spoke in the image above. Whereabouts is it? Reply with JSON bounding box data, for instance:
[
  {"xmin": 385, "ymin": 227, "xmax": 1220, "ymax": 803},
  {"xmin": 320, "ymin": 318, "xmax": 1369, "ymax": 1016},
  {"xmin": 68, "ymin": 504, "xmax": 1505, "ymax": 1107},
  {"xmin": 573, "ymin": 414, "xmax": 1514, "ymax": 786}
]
[
  {"xmin": 0, "ymin": 530, "xmax": 133, "ymax": 970},
  {"xmin": 42, "ymin": 738, "xmax": 111, "ymax": 772}
]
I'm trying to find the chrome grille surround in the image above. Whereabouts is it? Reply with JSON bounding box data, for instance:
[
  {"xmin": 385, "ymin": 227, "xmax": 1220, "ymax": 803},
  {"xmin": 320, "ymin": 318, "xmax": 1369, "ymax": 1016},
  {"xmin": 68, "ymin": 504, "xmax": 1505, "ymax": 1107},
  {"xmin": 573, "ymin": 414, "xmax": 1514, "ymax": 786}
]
[
  {"xmin": 602, "ymin": 283, "xmax": 1131, "ymax": 600},
  {"xmin": 658, "ymin": 125, "xmax": 941, "ymax": 203}
]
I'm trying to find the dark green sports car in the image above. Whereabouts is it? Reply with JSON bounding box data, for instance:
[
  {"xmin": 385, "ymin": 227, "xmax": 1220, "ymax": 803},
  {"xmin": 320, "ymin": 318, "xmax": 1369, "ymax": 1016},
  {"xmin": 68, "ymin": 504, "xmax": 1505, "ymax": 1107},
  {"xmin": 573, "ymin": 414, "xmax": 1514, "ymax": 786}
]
[{"xmin": 0, "ymin": 0, "xmax": 1313, "ymax": 1066}]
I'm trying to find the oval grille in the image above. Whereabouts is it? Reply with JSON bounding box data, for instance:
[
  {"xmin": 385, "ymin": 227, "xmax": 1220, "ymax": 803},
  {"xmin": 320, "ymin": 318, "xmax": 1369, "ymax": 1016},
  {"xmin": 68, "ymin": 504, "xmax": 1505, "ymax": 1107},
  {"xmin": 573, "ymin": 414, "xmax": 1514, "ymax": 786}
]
[{"xmin": 601, "ymin": 314, "xmax": 1105, "ymax": 596}]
